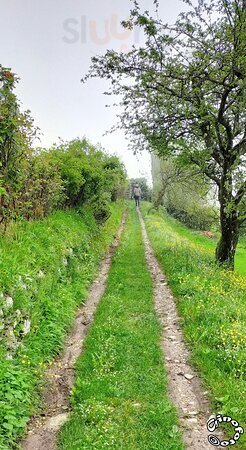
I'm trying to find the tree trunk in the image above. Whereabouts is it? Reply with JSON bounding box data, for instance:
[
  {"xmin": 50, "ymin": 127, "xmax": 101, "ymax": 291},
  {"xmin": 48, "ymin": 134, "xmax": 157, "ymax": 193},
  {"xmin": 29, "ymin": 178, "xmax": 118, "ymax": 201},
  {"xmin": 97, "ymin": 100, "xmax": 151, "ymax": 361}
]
[
  {"xmin": 216, "ymin": 175, "xmax": 239, "ymax": 269},
  {"xmin": 153, "ymin": 186, "xmax": 166, "ymax": 209}
]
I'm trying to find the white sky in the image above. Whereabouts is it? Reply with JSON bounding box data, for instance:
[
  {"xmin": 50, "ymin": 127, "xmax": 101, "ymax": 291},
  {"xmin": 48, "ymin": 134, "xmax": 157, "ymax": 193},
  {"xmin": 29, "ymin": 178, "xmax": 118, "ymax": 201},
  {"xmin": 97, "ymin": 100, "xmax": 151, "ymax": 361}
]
[{"xmin": 0, "ymin": 0, "xmax": 185, "ymax": 184}]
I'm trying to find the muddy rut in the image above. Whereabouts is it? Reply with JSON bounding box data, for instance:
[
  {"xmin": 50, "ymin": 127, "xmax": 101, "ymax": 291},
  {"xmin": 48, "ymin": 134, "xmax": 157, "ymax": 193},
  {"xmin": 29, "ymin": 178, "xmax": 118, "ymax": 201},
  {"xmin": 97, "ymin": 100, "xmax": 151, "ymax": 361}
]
[
  {"xmin": 21, "ymin": 213, "xmax": 127, "ymax": 450},
  {"xmin": 138, "ymin": 208, "xmax": 221, "ymax": 450}
]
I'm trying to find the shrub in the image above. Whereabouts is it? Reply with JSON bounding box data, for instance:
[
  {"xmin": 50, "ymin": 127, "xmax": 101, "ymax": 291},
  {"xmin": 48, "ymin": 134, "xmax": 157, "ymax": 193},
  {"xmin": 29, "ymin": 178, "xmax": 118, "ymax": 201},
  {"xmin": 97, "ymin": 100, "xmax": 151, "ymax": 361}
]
[
  {"xmin": 89, "ymin": 193, "xmax": 111, "ymax": 223},
  {"xmin": 166, "ymin": 202, "xmax": 218, "ymax": 231},
  {"xmin": 0, "ymin": 67, "xmax": 127, "ymax": 228}
]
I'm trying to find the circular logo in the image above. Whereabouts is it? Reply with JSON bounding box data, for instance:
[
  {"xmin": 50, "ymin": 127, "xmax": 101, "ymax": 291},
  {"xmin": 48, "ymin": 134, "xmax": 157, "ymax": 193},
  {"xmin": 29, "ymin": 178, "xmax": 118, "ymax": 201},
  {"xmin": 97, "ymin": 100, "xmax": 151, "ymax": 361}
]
[{"xmin": 207, "ymin": 415, "xmax": 244, "ymax": 447}]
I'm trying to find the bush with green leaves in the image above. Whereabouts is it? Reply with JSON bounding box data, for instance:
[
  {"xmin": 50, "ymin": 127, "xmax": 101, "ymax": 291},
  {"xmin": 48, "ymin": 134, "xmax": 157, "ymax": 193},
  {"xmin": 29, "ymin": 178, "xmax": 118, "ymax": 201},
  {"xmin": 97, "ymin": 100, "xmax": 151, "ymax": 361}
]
[
  {"xmin": 0, "ymin": 67, "xmax": 127, "ymax": 227},
  {"xmin": 0, "ymin": 66, "xmax": 38, "ymax": 226},
  {"xmin": 166, "ymin": 199, "xmax": 218, "ymax": 231},
  {"xmin": 47, "ymin": 139, "xmax": 127, "ymax": 208}
]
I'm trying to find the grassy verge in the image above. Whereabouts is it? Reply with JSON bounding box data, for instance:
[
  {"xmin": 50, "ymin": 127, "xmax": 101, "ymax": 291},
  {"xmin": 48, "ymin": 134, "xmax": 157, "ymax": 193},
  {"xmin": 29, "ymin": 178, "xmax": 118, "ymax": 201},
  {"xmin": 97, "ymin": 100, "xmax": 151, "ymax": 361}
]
[
  {"xmin": 141, "ymin": 203, "xmax": 246, "ymax": 449},
  {"xmin": 148, "ymin": 205, "xmax": 245, "ymax": 275},
  {"xmin": 58, "ymin": 204, "xmax": 183, "ymax": 450},
  {"xmin": 0, "ymin": 202, "xmax": 124, "ymax": 449}
]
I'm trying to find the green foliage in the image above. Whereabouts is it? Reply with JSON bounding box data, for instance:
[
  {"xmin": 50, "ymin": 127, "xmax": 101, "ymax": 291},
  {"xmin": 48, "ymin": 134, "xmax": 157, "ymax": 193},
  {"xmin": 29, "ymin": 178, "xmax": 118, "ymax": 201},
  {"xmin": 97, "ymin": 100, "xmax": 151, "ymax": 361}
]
[
  {"xmin": 47, "ymin": 139, "xmax": 127, "ymax": 216},
  {"xmin": 0, "ymin": 202, "xmax": 124, "ymax": 448},
  {"xmin": 0, "ymin": 67, "xmax": 35, "ymax": 179},
  {"xmin": 151, "ymin": 156, "xmax": 219, "ymax": 229},
  {"xmin": 142, "ymin": 204, "xmax": 246, "ymax": 449},
  {"xmin": 89, "ymin": 193, "xmax": 111, "ymax": 223},
  {"xmin": 0, "ymin": 69, "xmax": 127, "ymax": 227},
  {"xmin": 0, "ymin": 66, "xmax": 39, "ymax": 226},
  {"xmin": 0, "ymin": 365, "xmax": 33, "ymax": 448},
  {"xmin": 85, "ymin": 0, "xmax": 246, "ymax": 267},
  {"xmin": 165, "ymin": 201, "xmax": 218, "ymax": 231}
]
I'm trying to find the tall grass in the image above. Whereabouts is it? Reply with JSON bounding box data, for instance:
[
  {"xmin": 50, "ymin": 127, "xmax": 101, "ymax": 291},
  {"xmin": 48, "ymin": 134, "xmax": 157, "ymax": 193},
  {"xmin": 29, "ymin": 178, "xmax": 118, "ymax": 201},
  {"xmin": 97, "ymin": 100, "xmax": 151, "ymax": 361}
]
[
  {"xmin": 141, "ymin": 203, "xmax": 246, "ymax": 449},
  {"xmin": 0, "ymin": 203, "xmax": 124, "ymax": 449}
]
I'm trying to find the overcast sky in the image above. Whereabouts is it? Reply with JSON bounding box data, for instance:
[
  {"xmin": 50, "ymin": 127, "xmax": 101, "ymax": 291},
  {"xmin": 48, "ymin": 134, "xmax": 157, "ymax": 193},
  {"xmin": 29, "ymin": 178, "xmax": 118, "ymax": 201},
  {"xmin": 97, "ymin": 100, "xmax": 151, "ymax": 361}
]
[{"xmin": 0, "ymin": 0, "xmax": 185, "ymax": 183}]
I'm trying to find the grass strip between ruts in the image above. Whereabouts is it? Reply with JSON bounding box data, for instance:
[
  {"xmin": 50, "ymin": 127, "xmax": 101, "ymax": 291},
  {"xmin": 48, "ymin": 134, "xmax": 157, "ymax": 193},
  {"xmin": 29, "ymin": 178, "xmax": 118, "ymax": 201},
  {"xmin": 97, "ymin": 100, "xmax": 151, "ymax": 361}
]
[{"xmin": 58, "ymin": 204, "xmax": 184, "ymax": 450}]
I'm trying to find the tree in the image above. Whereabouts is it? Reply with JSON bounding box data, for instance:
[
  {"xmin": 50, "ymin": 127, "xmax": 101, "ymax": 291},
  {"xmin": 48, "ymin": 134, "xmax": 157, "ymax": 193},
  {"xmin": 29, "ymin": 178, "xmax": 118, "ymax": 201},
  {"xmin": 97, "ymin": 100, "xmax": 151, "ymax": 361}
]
[
  {"xmin": 151, "ymin": 155, "xmax": 218, "ymax": 229},
  {"xmin": 103, "ymin": 155, "xmax": 127, "ymax": 201},
  {"xmin": 0, "ymin": 66, "xmax": 37, "ymax": 225},
  {"xmin": 84, "ymin": 0, "xmax": 246, "ymax": 269},
  {"xmin": 151, "ymin": 156, "xmax": 197, "ymax": 209}
]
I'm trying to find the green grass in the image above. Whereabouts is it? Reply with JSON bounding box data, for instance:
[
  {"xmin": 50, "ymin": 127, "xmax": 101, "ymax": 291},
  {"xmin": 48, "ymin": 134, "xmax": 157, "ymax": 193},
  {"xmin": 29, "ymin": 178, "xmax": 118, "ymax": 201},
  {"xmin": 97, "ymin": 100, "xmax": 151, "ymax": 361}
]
[
  {"xmin": 58, "ymin": 205, "xmax": 183, "ymax": 450},
  {"xmin": 148, "ymin": 205, "xmax": 246, "ymax": 275},
  {"xmin": 235, "ymin": 236, "xmax": 246, "ymax": 276},
  {"xmin": 0, "ymin": 203, "xmax": 124, "ymax": 449},
  {"xmin": 141, "ymin": 203, "xmax": 246, "ymax": 449}
]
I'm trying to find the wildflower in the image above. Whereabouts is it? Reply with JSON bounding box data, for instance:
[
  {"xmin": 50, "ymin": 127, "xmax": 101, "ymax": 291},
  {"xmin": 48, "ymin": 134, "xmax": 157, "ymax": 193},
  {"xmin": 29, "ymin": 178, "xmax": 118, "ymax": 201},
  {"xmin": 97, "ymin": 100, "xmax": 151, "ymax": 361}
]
[{"xmin": 37, "ymin": 270, "xmax": 45, "ymax": 278}]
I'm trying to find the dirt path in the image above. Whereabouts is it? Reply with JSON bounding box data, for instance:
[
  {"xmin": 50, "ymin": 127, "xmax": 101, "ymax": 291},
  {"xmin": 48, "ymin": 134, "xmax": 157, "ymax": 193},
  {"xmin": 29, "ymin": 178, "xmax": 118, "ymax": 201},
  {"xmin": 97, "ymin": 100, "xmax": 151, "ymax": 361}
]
[
  {"xmin": 138, "ymin": 209, "xmax": 221, "ymax": 450},
  {"xmin": 21, "ymin": 213, "xmax": 127, "ymax": 450}
]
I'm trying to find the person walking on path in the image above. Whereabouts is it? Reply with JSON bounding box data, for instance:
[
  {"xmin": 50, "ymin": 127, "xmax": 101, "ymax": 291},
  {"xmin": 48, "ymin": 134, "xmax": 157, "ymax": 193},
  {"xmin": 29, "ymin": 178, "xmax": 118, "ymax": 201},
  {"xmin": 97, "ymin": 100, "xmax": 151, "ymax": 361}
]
[{"xmin": 133, "ymin": 184, "xmax": 141, "ymax": 207}]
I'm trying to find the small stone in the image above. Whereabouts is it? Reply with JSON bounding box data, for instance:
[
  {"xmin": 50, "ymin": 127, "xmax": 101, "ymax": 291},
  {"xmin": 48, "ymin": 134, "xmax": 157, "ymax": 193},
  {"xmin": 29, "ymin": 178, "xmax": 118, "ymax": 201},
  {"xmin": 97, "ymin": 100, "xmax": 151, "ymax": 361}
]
[
  {"xmin": 23, "ymin": 319, "xmax": 31, "ymax": 335},
  {"xmin": 187, "ymin": 418, "xmax": 198, "ymax": 424},
  {"xmin": 45, "ymin": 413, "xmax": 69, "ymax": 432},
  {"xmin": 184, "ymin": 373, "xmax": 194, "ymax": 380},
  {"xmin": 4, "ymin": 296, "xmax": 13, "ymax": 309}
]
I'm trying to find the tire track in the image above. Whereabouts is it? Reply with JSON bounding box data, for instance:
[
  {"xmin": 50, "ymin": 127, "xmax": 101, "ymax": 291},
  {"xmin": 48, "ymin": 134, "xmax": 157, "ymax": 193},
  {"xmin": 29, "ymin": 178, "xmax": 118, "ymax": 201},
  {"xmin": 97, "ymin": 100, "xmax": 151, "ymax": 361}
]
[
  {"xmin": 138, "ymin": 208, "xmax": 222, "ymax": 449},
  {"xmin": 21, "ymin": 212, "xmax": 127, "ymax": 450}
]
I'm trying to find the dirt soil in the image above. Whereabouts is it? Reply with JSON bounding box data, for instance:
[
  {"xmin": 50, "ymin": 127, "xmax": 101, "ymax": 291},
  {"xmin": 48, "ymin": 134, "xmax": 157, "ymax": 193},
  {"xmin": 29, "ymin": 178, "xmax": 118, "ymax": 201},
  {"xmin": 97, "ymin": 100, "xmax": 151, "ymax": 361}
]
[
  {"xmin": 138, "ymin": 208, "xmax": 223, "ymax": 450},
  {"xmin": 21, "ymin": 213, "xmax": 127, "ymax": 450}
]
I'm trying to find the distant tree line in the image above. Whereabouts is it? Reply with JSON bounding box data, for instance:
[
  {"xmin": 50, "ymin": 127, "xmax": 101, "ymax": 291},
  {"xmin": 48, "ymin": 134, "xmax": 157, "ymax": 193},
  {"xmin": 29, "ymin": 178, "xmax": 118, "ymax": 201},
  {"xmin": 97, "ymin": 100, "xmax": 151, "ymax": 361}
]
[{"xmin": 151, "ymin": 155, "xmax": 219, "ymax": 231}]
